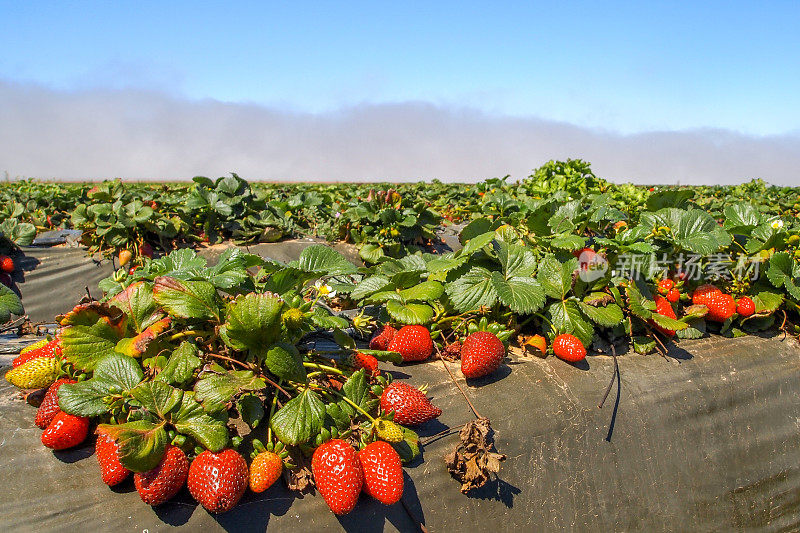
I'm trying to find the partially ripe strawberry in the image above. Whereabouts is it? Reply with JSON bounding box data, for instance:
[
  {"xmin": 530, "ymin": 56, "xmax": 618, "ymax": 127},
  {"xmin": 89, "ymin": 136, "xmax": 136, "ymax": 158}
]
[
  {"xmin": 96, "ymin": 430, "xmax": 131, "ymax": 486},
  {"xmin": 312, "ymin": 439, "xmax": 363, "ymax": 515},
  {"xmin": 380, "ymin": 382, "xmax": 441, "ymax": 425},
  {"xmin": 387, "ymin": 325, "xmax": 433, "ymax": 362},
  {"xmin": 346, "ymin": 352, "xmax": 379, "ymax": 377},
  {"xmin": 6, "ymin": 356, "xmax": 61, "ymax": 389},
  {"xmin": 188, "ymin": 449, "xmax": 249, "ymax": 513},
  {"xmin": 358, "ymin": 441, "xmax": 404, "ymax": 505},
  {"xmin": 41, "ymin": 411, "xmax": 89, "ymax": 450},
  {"xmin": 552, "ymin": 334, "xmax": 586, "ymax": 363},
  {"xmin": 135, "ymin": 445, "xmax": 189, "ymax": 506},
  {"xmin": 369, "ymin": 324, "xmax": 397, "ymax": 351},
  {"xmin": 118, "ymin": 249, "xmax": 132, "ymax": 266},
  {"xmin": 0, "ymin": 255, "xmax": 14, "ymax": 273},
  {"xmin": 460, "ymin": 331, "xmax": 505, "ymax": 378},
  {"xmin": 737, "ymin": 296, "xmax": 756, "ymax": 317},
  {"xmin": 657, "ymin": 279, "xmax": 674, "ymax": 295},
  {"xmin": 704, "ymin": 292, "xmax": 737, "ymax": 322},
  {"xmin": 35, "ymin": 378, "xmax": 76, "ymax": 429},
  {"xmin": 13, "ymin": 337, "xmax": 61, "ymax": 367},
  {"xmin": 650, "ymin": 295, "xmax": 677, "ymax": 337},
  {"xmin": 666, "ymin": 288, "xmax": 681, "ymax": 303},
  {"xmin": 249, "ymin": 451, "xmax": 283, "ymax": 493}
]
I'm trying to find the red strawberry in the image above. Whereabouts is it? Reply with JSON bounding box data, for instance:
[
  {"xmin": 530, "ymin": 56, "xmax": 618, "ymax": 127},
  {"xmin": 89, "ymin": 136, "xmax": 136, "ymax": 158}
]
[
  {"xmin": 135, "ymin": 445, "xmax": 189, "ymax": 506},
  {"xmin": 249, "ymin": 451, "xmax": 283, "ymax": 493},
  {"xmin": 188, "ymin": 449, "xmax": 249, "ymax": 513},
  {"xmin": 369, "ymin": 324, "xmax": 397, "ymax": 351},
  {"xmin": 552, "ymin": 334, "xmax": 586, "ymax": 363},
  {"xmin": 666, "ymin": 288, "xmax": 681, "ymax": 303},
  {"xmin": 0, "ymin": 255, "xmax": 14, "ymax": 273},
  {"xmin": 380, "ymin": 382, "xmax": 441, "ymax": 425},
  {"xmin": 737, "ymin": 296, "xmax": 756, "ymax": 317},
  {"xmin": 358, "ymin": 441, "xmax": 403, "ymax": 505},
  {"xmin": 312, "ymin": 439, "xmax": 363, "ymax": 515},
  {"xmin": 692, "ymin": 284, "xmax": 722, "ymax": 306},
  {"xmin": 704, "ymin": 292, "xmax": 737, "ymax": 322},
  {"xmin": 650, "ymin": 295, "xmax": 677, "ymax": 337},
  {"xmin": 35, "ymin": 378, "xmax": 76, "ymax": 429},
  {"xmin": 572, "ymin": 247, "xmax": 597, "ymax": 270},
  {"xmin": 41, "ymin": 411, "xmax": 90, "ymax": 450},
  {"xmin": 657, "ymin": 279, "xmax": 674, "ymax": 295},
  {"xmin": 460, "ymin": 331, "xmax": 505, "ymax": 378},
  {"xmin": 96, "ymin": 430, "xmax": 131, "ymax": 486},
  {"xmin": 387, "ymin": 325, "xmax": 433, "ymax": 362},
  {"xmin": 13, "ymin": 337, "xmax": 61, "ymax": 367},
  {"xmin": 346, "ymin": 352, "xmax": 379, "ymax": 377}
]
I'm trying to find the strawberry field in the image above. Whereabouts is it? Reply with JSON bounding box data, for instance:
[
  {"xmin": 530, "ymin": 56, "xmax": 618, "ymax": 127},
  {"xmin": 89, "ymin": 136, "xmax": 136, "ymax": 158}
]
[{"xmin": 1, "ymin": 159, "xmax": 800, "ymax": 530}]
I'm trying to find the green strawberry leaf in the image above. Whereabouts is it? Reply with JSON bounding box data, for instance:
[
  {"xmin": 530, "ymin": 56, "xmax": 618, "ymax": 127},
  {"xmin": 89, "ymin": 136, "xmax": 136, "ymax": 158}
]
[
  {"xmin": 98, "ymin": 420, "xmax": 168, "ymax": 473},
  {"xmin": 59, "ymin": 353, "xmax": 144, "ymax": 416},
  {"xmin": 386, "ymin": 300, "xmax": 435, "ymax": 325},
  {"xmin": 446, "ymin": 266, "xmax": 498, "ymax": 312},
  {"xmin": 168, "ymin": 391, "xmax": 229, "ymax": 451},
  {"xmin": 156, "ymin": 341, "xmax": 202, "ymax": 386},
  {"xmin": 270, "ymin": 388, "xmax": 326, "ymax": 445},
  {"xmin": 60, "ymin": 319, "xmax": 127, "ymax": 372},
  {"xmin": 577, "ymin": 301, "xmax": 625, "ymax": 327},
  {"xmin": 238, "ymin": 393, "xmax": 265, "ymax": 429},
  {"xmin": 649, "ymin": 312, "xmax": 688, "ymax": 331},
  {"xmin": 343, "ymin": 369, "xmax": 378, "ymax": 413},
  {"xmin": 491, "ymin": 272, "xmax": 545, "ymax": 314},
  {"xmin": 358, "ymin": 349, "xmax": 403, "ymax": 364},
  {"xmin": 751, "ymin": 291, "xmax": 784, "ymax": 314},
  {"xmin": 351, "ymin": 275, "xmax": 393, "ymax": 300},
  {"xmin": 632, "ymin": 336, "xmax": 657, "ymax": 354},
  {"xmin": 537, "ymin": 256, "xmax": 576, "ymax": 300},
  {"xmin": 295, "ymin": 245, "xmax": 357, "ymax": 275},
  {"xmin": 459, "ymin": 231, "xmax": 495, "ymax": 256},
  {"xmin": 398, "ymin": 281, "xmax": 444, "ymax": 302},
  {"xmin": 219, "ymin": 292, "xmax": 284, "ymax": 351},
  {"xmin": 264, "ymin": 342, "xmax": 306, "ymax": 383},
  {"xmin": 0, "ymin": 284, "xmax": 23, "ymax": 323},
  {"xmin": 194, "ymin": 370, "xmax": 266, "ymax": 413},
  {"xmin": 547, "ymin": 300, "xmax": 594, "ymax": 345},
  {"xmin": 130, "ymin": 381, "xmax": 184, "ymax": 420},
  {"xmin": 109, "ymin": 281, "xmax": 162, "ymax": 333},
  {"xmin": 153, "ymin": 276, "xmax": 221, "ymax": 321}
]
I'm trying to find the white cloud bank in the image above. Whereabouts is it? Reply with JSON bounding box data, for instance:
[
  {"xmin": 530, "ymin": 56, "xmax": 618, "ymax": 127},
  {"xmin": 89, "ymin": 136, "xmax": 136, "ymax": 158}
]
[{"xmin": 1, "ymin": 80, "xmax": 798, "ymax": 185}]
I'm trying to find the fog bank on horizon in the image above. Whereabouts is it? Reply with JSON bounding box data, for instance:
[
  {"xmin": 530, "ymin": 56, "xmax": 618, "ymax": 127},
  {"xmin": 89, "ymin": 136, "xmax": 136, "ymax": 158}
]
[{"xmin": 1, "ymin": 81, "xmax": 798, "ymax": 186}]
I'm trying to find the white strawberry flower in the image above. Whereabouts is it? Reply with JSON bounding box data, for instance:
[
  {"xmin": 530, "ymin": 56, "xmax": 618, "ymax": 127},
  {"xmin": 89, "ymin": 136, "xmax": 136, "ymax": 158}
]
[
  {"xmin": 770, "ymin": 219, "xmax": 784, "ymax": 230},
  {"xmin": 314, "ymin": 280, "xmax": 336, "ymax": 298}
]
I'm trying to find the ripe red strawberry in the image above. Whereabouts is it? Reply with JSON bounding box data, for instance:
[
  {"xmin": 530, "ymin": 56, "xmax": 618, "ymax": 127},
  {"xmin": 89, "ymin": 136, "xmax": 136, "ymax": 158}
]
[
  {"xmin": 41, "ymin": 411, "xmax": 89, "ymax": 450},
  {"xmin": 96, "ymin": 430, "xmax": 131, "ymax": 486},
  {"xmin": 657, "ymin": 279, "xmax": 674, "ymax": 295},
  {"xmin": 35, "ymin": 378, "xmax": 76, "ymax": 429},
  {"xmin": 188, "ymin": 449, "xmax": 249, "ymax": 513},
  {"xmin": 358, "ymin": 441, "xmax": 403, "ymax": 505},
  {"xmin": 460, "ymin": 331, "xmax": 505, "ymax": 378},
  {"xmin": 666, "ymin": 288, "xmax": 681, "ymax": 303},
  {"xmin": 13, "ymin": 337, "xmax": 61, "ymax": 367},
  {"xmin": 387, "ymin": 325, "xmax": 433, "ymax": 362},
  {"xmin": 0, "ymin": 255, "xmax": 14, "ymax": 273},
  {"xmin": 704, "ymin": 292, "xmax": 737, "ymax": 322},
  {"xmin": 380, "ymin": 382, "xmax": 441, "ymax": 425},
  {"xmin": 650, "ymin": 295, "xmax": 677, "ymax": 337},
  {"xmin": 140, "ymin": 242, "xmax": 154, "ymax": 258},
  {"xmin": 552, "ymin": 334, "xmax": 586, "ymax": 363},
  {"xmin": 312, "ymin": 439, "xmax": 363, "ymax": 515},
  {"xmin": 346, "ymin": 352, "xmax": 379, "ymax": 377},
  {"xmin": 135, "ymin": 445, "xmax": 189, "ymax": 506},
  {"xmin": 692, "ymin": 284, "xmax": 722, "ymax": 306},
  {"xmin": 369, "ymin": 324, "xmax": 397, "ymax": 351},
  {"xmin": 249, "ymin": 451, "xmax": 283, "ymax": 493},
  {"xmin": 737, "ymin": 296, "xmax": 756, "ymax": 317},
  {"xmin": 572, "ymin": 247, "xmax": 597, "ymax": 270}
]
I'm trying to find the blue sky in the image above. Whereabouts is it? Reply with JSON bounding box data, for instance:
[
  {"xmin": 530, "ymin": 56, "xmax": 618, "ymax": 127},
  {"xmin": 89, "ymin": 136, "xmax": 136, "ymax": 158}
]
[{"xmin": 3, "ymin": 1, "xmax": 799, "ymax": 136}]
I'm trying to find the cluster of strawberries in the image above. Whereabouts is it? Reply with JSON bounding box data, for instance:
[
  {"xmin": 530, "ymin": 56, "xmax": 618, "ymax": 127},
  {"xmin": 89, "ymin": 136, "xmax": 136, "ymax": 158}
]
[
  {"xmin": 6, "ymin": 334, "xmax": 443, "ymax": 516},
  {"xmin": 650, "ymin": 279, "xmax": 755, "ymax": 337}
]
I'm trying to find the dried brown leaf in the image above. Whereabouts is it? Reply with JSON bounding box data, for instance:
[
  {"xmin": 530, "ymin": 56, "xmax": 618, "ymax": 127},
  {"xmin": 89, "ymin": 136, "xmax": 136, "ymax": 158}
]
[{"xmin": 445, "ymin": 417, "xmax": 506, "ymax": 493}]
